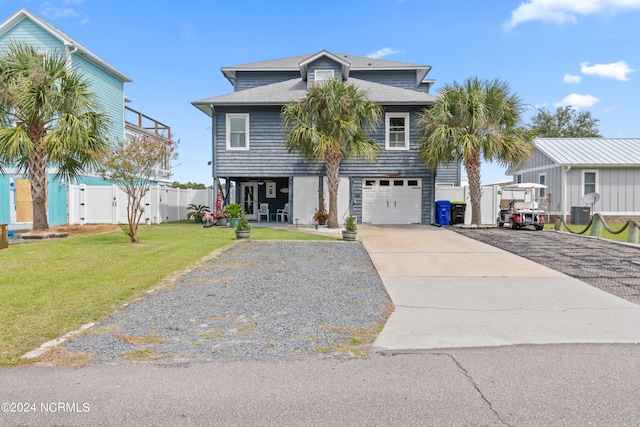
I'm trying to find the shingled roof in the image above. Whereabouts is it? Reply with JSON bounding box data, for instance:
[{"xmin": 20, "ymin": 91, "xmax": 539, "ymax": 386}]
[
  {"xmin": 221, "ymin": 50, "xmax": 432, "ymax": 86},
  {"xmin": 193, "ymin": 50, "xmax": 437, "ymax": 116},
  {"xmin": 192, "ymin": 77, "xmax": 436, "ymax": 116}
]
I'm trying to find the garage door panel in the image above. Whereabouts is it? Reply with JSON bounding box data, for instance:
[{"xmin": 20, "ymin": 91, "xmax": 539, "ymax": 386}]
[{"xmin": 362, "ymin": 178, "xmax": 421, "ymax": 224}]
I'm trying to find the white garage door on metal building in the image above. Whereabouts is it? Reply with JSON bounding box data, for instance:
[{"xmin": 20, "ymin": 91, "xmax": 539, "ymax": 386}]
[{"xmin": 362, "ymin": 178, "xmax": 422, "ymax": 224}]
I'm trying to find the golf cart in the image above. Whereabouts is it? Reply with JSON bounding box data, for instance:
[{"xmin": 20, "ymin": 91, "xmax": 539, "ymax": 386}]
[{"xmin": 496, "ymin": 183, "xmax": 547, "ymax": 230}]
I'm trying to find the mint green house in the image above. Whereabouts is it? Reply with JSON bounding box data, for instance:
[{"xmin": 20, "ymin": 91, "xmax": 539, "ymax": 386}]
[{"xmin": 0, "ymin": 8, "xmax": 172, "ymax": 227}]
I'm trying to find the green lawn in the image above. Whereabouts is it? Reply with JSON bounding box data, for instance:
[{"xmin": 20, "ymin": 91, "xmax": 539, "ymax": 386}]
[
  {"xmin": 0, "ymin": 223, "xmax": 336, "ymax": 367},
  {"xmin": 547, "ymin": 221, "xmax": 635, "ymax": 244}
]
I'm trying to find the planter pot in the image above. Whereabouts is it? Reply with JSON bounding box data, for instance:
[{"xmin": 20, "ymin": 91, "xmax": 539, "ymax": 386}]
[
  {"xmin": 218, "ymin": 218, "xmax": 228, "ymax": 226},
  {"xmin": 195, "ymin": 217, "xmax": 203, "ymax": 223},
  {"xmin": 229, "ymin": 218, "xmax": 239, "ymax": 228},
  {"xmin": 235, "ymin": 230, "xmax": 250, "ymax": 240},
  {"xmin": 342, "ymin": 230, "xmax": 357, "ymax": 241},
  {"xmin": 318, "ymin": 219, "xmax": 327, "ymax": 226}
]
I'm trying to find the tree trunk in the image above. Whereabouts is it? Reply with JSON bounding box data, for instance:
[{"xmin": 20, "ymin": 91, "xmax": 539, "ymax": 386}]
[
  {"xmin": 28, "ymin": 150, "xmax": 50, "ymax": 232},
  {"xmin": 465, "ymin": 154, "xmax": 483, "ymax": 225},
  {"xmin": 325, "ymin": 151, "xmax": 341, "ymax": 229},
  {"xmin": 127, "ymin": 192, "xmax": 140, "ymax": 243}
]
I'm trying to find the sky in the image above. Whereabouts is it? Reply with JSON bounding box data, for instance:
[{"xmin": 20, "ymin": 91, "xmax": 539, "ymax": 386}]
[{"xmin": 2, "ymin": 0, "xmax": 639, "ymax": 185}]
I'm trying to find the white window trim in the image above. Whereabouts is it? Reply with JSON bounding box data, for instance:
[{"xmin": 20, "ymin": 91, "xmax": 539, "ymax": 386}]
[
  {"xmin": 385, "ymin": 113, "xmax": 410, "ymax": 150},
  {"xmin": 226, "ymin": 113, "xmax": 250, "ymax": 151},
  {"xmin": 314, "ymin": 69, "xmax": 334, "ymax": 83},
  {"xmin": 538, "ymin": 173, "xmax": 546, "ymax": 199},
  {"xmin": 582, "ymin": 169, "xmax": 598, "ymax": 196}
]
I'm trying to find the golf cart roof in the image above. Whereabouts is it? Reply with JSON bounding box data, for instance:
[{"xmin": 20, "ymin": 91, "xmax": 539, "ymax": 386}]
[{"xmin": 503, "ymin": 183, "xmax": 547, "ymax": 190}]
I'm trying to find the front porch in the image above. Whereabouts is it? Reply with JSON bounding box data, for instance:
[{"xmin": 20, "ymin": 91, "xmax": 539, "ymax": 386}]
[{"xmin": 223, "ymin": 177, "xmax": 291, "ymax": 223}]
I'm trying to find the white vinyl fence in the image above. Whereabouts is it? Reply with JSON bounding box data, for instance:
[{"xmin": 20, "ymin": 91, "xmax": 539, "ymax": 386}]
[
  {"xmin": 68, "ymin": 185, "xmax": 212, "ymax": 225},
  {"xmin": 435, "ymin": 184, "xmax": 500, "ymax": 225}
]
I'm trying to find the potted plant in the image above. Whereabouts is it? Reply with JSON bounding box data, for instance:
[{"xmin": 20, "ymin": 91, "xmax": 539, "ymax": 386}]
[
  {"xmin": 223, "ymin": 203, "xmax": 243, "ymax": 227},
  {"xmin": 342, "ymin": 215, "xmax": 357, "ymax": 241},
  {"xmin": 214, "ymin": 211, "xmax": 227, "ymax": 226},
  {"xmin": 235, "ymin": 213, "xmax": 251, "ymax": 239},
  {"xmin": 312, "ymin": 192, "xmax": 328, "ymax": 225},
  {"xmin": 186, "ymin": 204, "xmax": 210, "ymax": 223}
]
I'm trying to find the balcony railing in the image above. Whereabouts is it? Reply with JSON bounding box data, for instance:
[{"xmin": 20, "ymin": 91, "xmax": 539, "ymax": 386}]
[
  {"xmin": 124, "ymin": 106, "xmax": 173, "ymax": 183},
  {"xmin": 125, "ymin": 106, "xmax": 171, "ymax": 139}
]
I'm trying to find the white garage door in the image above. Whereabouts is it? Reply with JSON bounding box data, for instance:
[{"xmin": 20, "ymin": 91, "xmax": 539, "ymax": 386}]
[{"xmin": 362, "ymin": 178, "xmax": 422, "ymax": 224}]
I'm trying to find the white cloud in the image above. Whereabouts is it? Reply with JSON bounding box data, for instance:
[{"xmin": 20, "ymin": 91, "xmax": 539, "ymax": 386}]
[
  {"xmin": 580, "ymin": 61, "xmax": 634, "ymax": 81},
  {"xmin": 367, "ymin": 47, "xmax": 401, "ymax": 59},
  {"xmin": 556, "ymin": 93, "xmax": 600, "ymax": 108},
  {"xmin": 40, "ymin": 1, "xmax": 88, "ymax": 24},
  {"xmin": 506, "ymin": 0, "xmax": 640, "ymax": 28},
  {"xmin": 41, "ymin": 5, "xmax": 79, "ymax": 20},
  {"xmin": 563, "ymin": 74, "xmax": 582, "ymax": 83}
]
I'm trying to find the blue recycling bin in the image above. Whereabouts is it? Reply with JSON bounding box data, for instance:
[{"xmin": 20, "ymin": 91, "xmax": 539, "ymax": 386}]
[{"xmin": 435, "ymin": 200, "xmax": 451, "ymax": 226}]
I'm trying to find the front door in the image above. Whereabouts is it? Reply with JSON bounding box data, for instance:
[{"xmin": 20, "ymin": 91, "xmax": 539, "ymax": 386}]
[{"xmin": 240, "ymin": 182, "xmax": 258, "ymax": 220}]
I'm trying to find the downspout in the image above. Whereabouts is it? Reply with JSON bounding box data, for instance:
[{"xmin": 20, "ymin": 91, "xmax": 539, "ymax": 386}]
[
  {"xmin": 64, "ymin": 43, "xmax": 78, "ymax": 71},
  {"xmin": 562, "ymin": 165, "xmax": 571, "ymax": 223},
  {"xmin": 430, "ymin": 169, "xmax": 437, "ymax": 225},
  {"xmin": 211, "ymin": 105, "xmax": 218, "ymax": 206}
]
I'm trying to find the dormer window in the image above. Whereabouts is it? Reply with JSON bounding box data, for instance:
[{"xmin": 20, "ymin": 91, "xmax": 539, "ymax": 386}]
[{"xmin": 314, "ymin": 69, "xmax": 334, "ymax": 83}]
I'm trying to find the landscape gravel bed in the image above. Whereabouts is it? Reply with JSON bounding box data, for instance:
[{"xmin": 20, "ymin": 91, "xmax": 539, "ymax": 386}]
[
  {"xmin": 454, "ymin": 227, "xmax": 640, "ymax": 305},
  {"xmin": 63, "ymin": 240, "xmax": 391, "ymax": 364}
]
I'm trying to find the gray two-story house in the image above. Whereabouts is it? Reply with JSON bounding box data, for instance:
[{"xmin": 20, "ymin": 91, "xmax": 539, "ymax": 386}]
[{"xmin": 192, "ymin": 50, "xmax": 459, "ymax": 225}]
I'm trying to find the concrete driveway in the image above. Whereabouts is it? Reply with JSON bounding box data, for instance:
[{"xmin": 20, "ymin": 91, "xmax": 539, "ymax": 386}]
[{"xmin": 357, "ymin": 225, "xmax": 640, "ymax": 352}]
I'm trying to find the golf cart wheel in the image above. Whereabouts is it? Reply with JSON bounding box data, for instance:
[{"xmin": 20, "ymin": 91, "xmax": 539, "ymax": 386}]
[
  {"xmin": 509, "ymin": 218, "xmax": 517, "ymax": 229},
  {"xmin": 497, "ymin": 217, "xmax": 504, "ymax": 228},
  {"xmin": 535, "ymin": 224, "xmax": 543, "ymax": 231}
]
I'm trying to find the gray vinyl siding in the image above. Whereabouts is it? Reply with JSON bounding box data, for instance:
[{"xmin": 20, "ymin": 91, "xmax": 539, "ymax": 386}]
[
  {"xmin": 215, "ymin": 106, "xmax": 436, "ymax": 179},
  {"xmin": 565, "ymin": 167, "xmax": 640, "ymax": 214},
  {"xmin": 215, "ymin": 105, "xmax": 437, "ymax": 224},
  {"xmin": 435, "ymin": 162, "xmax": 460, "ymax": 185},
  {"xmin": 306, "ymin": 57, "xmax": 342, "ymax": 84},
  {"xmin": 351, "ymin": 176, "xmax": 363, "ymax": 221},
  {"xmin": 529, "ymin": 149, "xmax": 556, "ymax": 169},
  {"xmin": 215, "ymin": 106, "xmax": 322, "ymax": 177},
  {"xmin": 544, "ymin": 167, "xmax": 563, "ymax": 214},
  {"xmin": 234, "ymin": 71, "xmax": 300, "ymax": 91},
  {"xmin": 350, "ymin": 70, "xmax": 418, "ymax": 90}
]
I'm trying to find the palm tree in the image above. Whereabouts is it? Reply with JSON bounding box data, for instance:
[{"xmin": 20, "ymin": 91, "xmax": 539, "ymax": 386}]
[
  {"xmin": 417, "ymin": 77, "xmax": 532, "ymax": 225},
  {"xmin": 0, "ymin": 42, "xmax": 110, "ymax": 232},
  {"xmin": 282, "ymin": 78, "xmax": 382, "ymax": 228}
]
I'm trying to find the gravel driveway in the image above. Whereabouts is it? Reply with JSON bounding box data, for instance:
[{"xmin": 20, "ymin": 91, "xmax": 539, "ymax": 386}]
[
  {"xmin": 454, "ymin": 227, "xmax": 640, "ymax": 305},
  {"xmin": 63, "ymin": 241, "xmax": 391, "ymax": 365}
]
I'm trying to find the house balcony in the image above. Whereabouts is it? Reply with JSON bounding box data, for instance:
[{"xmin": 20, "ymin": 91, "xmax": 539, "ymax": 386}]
[{"xmin": 125, "ymin": 106, "xmax": 173, "ymax": 183}]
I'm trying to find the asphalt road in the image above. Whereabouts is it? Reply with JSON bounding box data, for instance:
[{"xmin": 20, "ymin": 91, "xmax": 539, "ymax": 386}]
[{"xmin": 2, "ymin": 344, "xmax": 640, "ymax": 426}]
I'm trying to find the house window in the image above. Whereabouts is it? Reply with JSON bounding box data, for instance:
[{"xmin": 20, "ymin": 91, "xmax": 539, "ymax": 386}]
[
  {"xmin": 583, "ymin": 171, "xmax": 597, "ymax": 195},
  {"xmin": 226, "ymin": 114, "xmax": 249, "ymax": 150},
  {"xmin": 516, "ymin": 174, "xmax": 522, "ymax": 183},
  {"xmin": 314, "ymin": 69, "xmax": 334, "ymax": 83},
  {"xmin": 386, "ymin": 113, "xmax": 410, "ymax": 150},
  {"xmin": 538, "ymin": 173, "xmax": 546, "ymax": 199}
]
